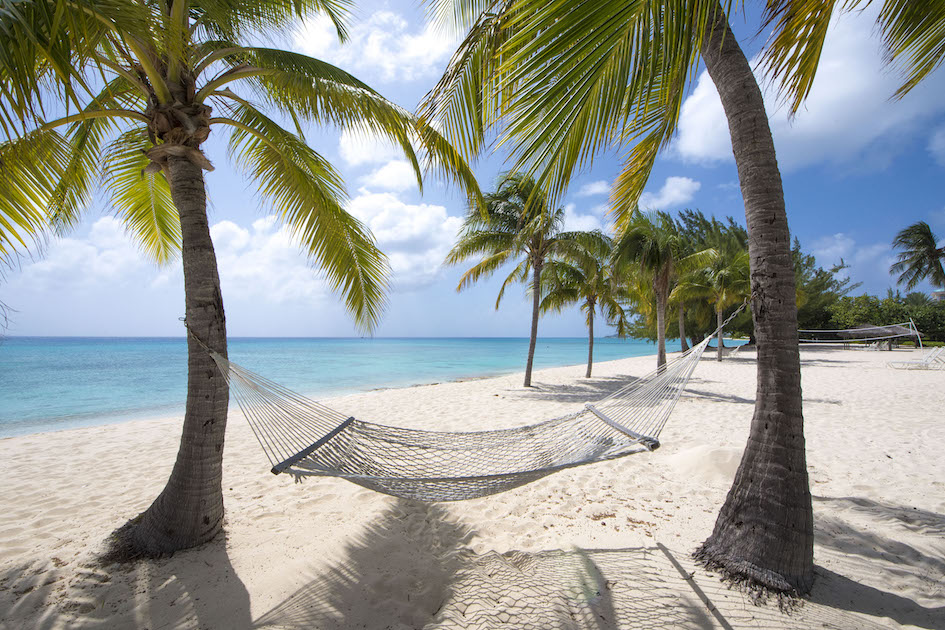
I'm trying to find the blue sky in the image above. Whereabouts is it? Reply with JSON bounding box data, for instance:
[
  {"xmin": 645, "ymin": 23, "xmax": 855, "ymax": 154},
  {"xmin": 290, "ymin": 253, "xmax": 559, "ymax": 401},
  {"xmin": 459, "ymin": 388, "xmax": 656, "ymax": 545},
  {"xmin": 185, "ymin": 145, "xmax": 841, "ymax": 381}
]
[{"xmin": 3, "ymin": 1, "xmax": 945, "ymax": 338}]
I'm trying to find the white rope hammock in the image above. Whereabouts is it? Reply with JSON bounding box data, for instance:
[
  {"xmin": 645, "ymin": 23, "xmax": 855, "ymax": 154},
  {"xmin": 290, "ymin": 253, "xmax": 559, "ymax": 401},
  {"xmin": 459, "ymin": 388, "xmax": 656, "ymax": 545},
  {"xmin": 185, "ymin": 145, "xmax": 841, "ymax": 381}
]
[{"xmin": 186, "ymin": 303, "xmax": 747, "ymax": 502}]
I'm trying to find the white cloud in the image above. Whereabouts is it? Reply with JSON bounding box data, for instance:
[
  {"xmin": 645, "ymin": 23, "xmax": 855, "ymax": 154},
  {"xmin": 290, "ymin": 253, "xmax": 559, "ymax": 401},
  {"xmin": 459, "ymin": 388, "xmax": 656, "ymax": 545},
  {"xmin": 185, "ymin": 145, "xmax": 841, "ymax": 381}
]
[
  {"xmin": 811, "ymin": 233, "xmax": 856, "ymax": 264},
  {"xmin": 347, "ymin": 189, "xmax": 461, "ymax": 289},
  {"xmin": 359, "ymin": 160, "xmax": 418, "ymax": 192},
  {"xmin": 563, "ymin": 203, "xmax": 604, "ymax": 232},
  {"xmin": 577, "ymin": 180, "xmax": 610, "ymax": 197},
  {"xmin": 338, "ymin": 129, "xmax": 402, "ymax": 166},
  {"xmin": 811, "ymin": 232, "xmax": 895, "ymax": 292},
  {"xmin": 208, "ymin": 217, "xmax": 331, "ymax": 304},
  {"xmin": 929, "ymin": 125, "xmax": 945, "ymax": 167},
  {"xmin": 638, "ymin": 176, "xmax": 701, "ymax": 210},
  {"xmin": 673, "ymin": 5, "xmax": 945, "ymax": 171},
  {"xmin": 294, "ymin": 11, "xmax": 458, "ymax": 82},
  {"xmin": 9, "ymin": 217, "xmax": 149, "ymax": 291}
]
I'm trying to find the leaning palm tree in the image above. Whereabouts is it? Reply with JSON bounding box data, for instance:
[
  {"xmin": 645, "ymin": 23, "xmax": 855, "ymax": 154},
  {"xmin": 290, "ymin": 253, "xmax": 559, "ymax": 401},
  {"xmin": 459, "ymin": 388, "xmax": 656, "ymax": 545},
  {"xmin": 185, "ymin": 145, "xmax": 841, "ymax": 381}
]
[
  {"xmin": 445, "ymin": 173, "xmax": 594, "ymax": 386},
  {"xmin": 613, "ymin": 211, "xmax": 714, "ymax": 369},
  {"xmin": 890, "ymin": 222, "xmax": 945, "ymax": 290},
  {"xmin": 0, "ymin": 0, "xmax": 479, "ymax": 556},
  {"xmin": 420, "ymin": 0, "xmax": 818, "ymax": 592},
  {"xmin": 540, "ymin": 232, "xmax": 629, "ymax": 378}
]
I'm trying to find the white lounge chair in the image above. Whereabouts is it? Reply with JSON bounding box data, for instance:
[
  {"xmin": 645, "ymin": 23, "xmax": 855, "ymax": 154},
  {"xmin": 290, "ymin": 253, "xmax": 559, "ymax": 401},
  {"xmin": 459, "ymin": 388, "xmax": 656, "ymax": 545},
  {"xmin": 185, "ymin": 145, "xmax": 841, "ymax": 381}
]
[{"xmin": 887, "ymin": 346, "xmax": 945, "ymax": 370}]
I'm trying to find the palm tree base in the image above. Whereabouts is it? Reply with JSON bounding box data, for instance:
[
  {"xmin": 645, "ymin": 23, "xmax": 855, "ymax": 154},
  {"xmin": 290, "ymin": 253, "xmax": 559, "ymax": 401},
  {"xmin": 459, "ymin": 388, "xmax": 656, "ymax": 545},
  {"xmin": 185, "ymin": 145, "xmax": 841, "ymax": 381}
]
[
  {"xmin": 693, "ymin": 541, "xmax": 812, "ymax": 595},
  {"xmin": 105, "ymin": 500, "xmax": 224, "ymax": 560}
]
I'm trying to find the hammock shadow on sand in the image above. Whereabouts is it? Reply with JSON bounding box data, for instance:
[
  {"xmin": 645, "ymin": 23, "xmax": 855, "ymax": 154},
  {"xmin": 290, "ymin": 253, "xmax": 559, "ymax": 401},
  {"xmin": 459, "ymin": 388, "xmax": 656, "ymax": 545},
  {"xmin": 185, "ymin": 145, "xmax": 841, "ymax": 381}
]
[
  {"xmin": 251, "ymin": 500, "xmax": 893, "ymax": 630},
  {"xmin": 252, "ymin": 499, "xmax": 475, "ymax": 630}
]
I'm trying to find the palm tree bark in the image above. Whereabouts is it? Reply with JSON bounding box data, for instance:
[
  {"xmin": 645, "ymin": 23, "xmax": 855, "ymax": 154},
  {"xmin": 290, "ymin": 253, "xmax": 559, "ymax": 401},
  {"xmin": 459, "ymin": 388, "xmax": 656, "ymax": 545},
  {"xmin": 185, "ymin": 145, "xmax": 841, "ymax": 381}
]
[
  {"xmin": 693, "ymin": 3, "xmax": 814, "ymax": 594},
  {"xmin": 679, "ymin": 305, "xmax": 689, "ymax": 352},
  {"xmin": 586, "ymin": 300, "xmax": 595, "ymax": 378},
  {"xmin": 127, "ymin": 155, "xmax": 229, "ymax": 555},
  {"xmin": 524, "ymin": 260, "xmax": 542, "ymax": 387},
  {"xmin": 716, "ymin": 307, "xmax": 724, "ymax": 362}
]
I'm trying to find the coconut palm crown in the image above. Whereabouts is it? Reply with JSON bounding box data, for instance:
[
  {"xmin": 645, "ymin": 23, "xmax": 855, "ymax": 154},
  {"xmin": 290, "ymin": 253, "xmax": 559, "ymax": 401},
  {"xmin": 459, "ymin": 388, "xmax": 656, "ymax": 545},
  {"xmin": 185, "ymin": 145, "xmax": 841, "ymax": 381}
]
[
  {"xmin": 0, "ymin": 0, "xmax": 480, "ymax": 556},
  {"xmin": 890, "ymin": 221, "xmax": 945, "ymax": 290},
  {"xmin": 613, "ymin": 211, "xmax": 715, "ymax": 369},
  {"xmin": 539, "ymin": 232, "xmax": 629, "ymax": 378}
]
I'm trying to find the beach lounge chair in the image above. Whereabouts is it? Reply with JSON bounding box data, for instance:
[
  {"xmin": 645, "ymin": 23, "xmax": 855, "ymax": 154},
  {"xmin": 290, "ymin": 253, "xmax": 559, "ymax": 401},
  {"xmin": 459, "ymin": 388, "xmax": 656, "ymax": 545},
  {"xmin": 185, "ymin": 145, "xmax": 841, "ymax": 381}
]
[{"xmin": 887, "ymin": 347, "xmax": 945, "ymax": 370}]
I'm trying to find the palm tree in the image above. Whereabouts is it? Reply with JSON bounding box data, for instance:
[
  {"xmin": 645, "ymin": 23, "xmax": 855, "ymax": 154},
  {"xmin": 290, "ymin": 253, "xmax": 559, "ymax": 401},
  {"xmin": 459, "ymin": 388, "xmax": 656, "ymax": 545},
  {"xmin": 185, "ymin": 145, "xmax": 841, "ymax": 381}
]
[
  {"xmin": 613, "ymin": 212, "xmax": 713, "ymax": 369},
  {"xmin": 675, "ymin": 245, "xmax": 751, "ymax": 361},
  {"xmin": 0, "ymin": 0, "xmax": 478, "ymax": 556},
  {"xmin": 421, "ymin": 0, "xmax": 813, "ymax": 592},
  {"xmin": 423, "ymin": 0, "xmax": 943, "ymax": 594},
  {"xmin": 540, "ymin": 233, "xmax": 628, "ymax": 378},
  {"xmin": 445, "ymin": 173, "xmax": 594, "ymax": 386},
  {"xmin": 890, "ymin": 222, "xmax": 945, "ymax": 290}
]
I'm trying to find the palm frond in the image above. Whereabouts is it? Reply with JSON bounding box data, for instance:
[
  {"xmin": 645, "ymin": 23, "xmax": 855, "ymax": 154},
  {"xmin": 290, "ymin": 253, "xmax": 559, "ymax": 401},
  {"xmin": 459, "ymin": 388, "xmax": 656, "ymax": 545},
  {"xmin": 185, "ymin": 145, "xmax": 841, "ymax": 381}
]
[
  {"xmin": 495, "ymin": 258, "xmax": 528, "ymax": 307},
  {"xmin": 102, "ymin": 126, "xmax": 181, "ymax": 264},
  {"xmin": 762, "ymin": 0, "xmax": 945, "ymax": 110},
  {"xmin": 220, "ymin": 102, "xmax": 390, "ymax": 331},
  {"xmin": 454, "ymin": 250, "xmax": 513, "ymax": 292}
]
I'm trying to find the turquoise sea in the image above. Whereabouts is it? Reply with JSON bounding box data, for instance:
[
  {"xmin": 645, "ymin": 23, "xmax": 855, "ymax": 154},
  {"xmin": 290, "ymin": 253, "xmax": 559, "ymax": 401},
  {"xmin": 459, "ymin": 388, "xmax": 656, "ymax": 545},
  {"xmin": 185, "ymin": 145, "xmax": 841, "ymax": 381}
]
[{"xmin": 0, "ymin": 336, "xmax": 657, "ymax": 438}]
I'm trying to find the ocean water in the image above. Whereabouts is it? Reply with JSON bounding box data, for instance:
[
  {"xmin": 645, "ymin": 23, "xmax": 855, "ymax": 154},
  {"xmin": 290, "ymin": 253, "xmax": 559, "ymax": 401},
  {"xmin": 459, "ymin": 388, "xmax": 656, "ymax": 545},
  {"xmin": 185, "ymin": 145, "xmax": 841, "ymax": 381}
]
[{"xmin": 0, "ymin": 336, "xmax": 657, "ymax": 438}]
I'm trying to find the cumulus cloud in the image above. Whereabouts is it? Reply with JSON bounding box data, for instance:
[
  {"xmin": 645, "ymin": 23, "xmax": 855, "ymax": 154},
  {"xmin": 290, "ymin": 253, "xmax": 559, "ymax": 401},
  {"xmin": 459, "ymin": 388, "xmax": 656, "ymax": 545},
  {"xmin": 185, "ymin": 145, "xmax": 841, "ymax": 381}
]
[
  {"xmin": 294, "ymin": 11, "xmax": 458, "ymax": 82},
  {"xmin": 9, "ymin": 217, "xmax": 149, "ymax": 291},
  {"xmin": 338, "ymin": 129, "xmax": 403, "ymax": 166},
  {"xmin": 347, "ymin": 189, "xmax": 461, "ymax": 289},
  {"xmin": 673, "ymin": 5, "xmax": 945, "ymax": 171},
  {"xmin": 638, "ymin": 176, "xmax": 701, "ymax": 210},
  {"xmin": 207, "ymin": 217, "xmax": 332, "ymax": 304},
  {"xmin": 562, "ymin": 203, "xmax": 604, "ymax": 232},
  {"xmin": 359, "ymin": 160, "xmax": 418, "ymax": 192},
  {"xmin": 577, "ymin": 180, "xmax": 610, "ymax": 197}
]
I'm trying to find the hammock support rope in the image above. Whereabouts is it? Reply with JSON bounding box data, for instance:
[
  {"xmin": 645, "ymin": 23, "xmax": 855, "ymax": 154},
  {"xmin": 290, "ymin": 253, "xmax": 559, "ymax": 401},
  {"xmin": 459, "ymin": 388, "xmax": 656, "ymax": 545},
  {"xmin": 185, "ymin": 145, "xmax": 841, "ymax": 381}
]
[{"xmin": 186, "ymin": 302, "xmax": 748, "ymax": 502}]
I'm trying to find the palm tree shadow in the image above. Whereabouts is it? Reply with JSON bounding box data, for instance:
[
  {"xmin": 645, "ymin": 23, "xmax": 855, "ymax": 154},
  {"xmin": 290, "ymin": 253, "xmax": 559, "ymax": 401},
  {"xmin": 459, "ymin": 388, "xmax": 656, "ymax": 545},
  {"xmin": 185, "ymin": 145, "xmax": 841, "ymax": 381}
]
[
  {"xmin": 253, "ymin": 498, "xmax": 475, "ymax": 629},
  {"xmin": 811, "ymin": 495, "xmax": 945, "ymax": 627},
  {"xmin": 0, "ymin": 534, "xmax": 251, "ymax": 628},
  {"xmin": 519, "ymin": 374, "xmax": 643, "ymax": 403},
  {"xmin": 809, "ymin": 567, "xmax": 945, "ymax": 629},
  {"xmin": 681, "ymin": 387, "xmax": 755, "ymax": 405}
]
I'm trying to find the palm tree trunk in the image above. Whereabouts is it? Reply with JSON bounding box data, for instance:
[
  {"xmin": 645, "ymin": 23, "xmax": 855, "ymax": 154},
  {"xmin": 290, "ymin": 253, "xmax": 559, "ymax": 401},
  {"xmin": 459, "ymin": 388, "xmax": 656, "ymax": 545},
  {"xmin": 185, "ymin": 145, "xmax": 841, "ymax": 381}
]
[
  {"xmin": 126, "ymin": 155, "xmax": 229, "ymax": 556},
  {"xmin": 655, "ymin": 283, "xmax": 667, "ymax": 369},
  {"xmin": 694, "ymin": 3, "xmax": 813, "ymax": 594},
  {"xmin": 679, "ymin": 305, "xmax": 689, "ymax": 352},
  {"xmin": 523, "ymin": 261, "xmax": 542, "ymax": 387},
  {"xmin": 716, "ymin": 306, "xmax": 724, "ymax": 362},
  {"xmin": 585, "ymin": 301, "xmax": 595, "ymax": 378}
]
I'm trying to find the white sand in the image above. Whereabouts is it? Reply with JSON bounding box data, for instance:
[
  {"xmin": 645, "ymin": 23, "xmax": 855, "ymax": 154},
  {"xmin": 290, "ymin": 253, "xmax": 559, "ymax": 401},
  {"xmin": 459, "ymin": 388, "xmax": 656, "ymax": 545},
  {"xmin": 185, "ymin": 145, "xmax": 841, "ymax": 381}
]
[{"xmin": 0, "ymin": 346, "xmax": 942, "ymax": 629}]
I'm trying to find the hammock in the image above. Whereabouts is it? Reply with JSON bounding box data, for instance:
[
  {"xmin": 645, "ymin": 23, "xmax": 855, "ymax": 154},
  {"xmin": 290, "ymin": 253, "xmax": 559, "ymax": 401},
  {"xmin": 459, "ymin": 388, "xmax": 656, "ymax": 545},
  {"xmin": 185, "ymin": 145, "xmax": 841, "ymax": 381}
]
[
  {"xmin": 798, "ymin": 320, "xmax": 922, "ymax": 347},
  {"xmin": 189, "ymin": 305, "xmax": 745, "ymax": 502}
]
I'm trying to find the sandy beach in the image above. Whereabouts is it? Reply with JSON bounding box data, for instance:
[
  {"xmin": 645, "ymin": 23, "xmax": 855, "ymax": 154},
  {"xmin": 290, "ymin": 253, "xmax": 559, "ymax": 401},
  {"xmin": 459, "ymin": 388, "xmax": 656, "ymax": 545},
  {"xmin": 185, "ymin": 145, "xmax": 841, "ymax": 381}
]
[{"xmin": 0, "ymin": 345, "xmax": 942, "ymax": 629}]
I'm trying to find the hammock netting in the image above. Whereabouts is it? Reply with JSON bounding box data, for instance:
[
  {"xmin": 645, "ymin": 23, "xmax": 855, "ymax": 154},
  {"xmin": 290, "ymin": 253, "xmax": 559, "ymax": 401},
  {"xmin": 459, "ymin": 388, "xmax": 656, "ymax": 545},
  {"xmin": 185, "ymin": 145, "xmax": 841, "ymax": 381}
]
[
  {"xmin": 203, "ymin": 334, "xmax": 714, "ymax": 502},
  {"xmin": 798, "ymin": 321, "xmax": 921, "ymax": 345}
]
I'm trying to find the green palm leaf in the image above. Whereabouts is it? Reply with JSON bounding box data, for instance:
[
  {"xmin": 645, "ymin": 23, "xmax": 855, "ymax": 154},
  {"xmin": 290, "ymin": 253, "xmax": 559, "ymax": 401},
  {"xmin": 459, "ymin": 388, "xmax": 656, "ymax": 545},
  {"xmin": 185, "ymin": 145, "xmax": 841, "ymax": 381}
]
[
  {"xmin": 102, "ymin": 127, "xmax": 181, "ymax": 264},
  {"xmin": 220, "ymin": 102, "xmax": 390, "ymax": 331}
]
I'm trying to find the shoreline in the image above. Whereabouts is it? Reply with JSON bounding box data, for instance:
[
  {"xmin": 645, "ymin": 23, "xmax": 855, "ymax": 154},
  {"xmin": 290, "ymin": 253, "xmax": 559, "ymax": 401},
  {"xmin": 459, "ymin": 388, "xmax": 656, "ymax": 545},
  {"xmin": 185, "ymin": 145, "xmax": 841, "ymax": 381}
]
[{"xmin": 0, "ymin": 338, "xmax": 664, "ymax": 440}]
